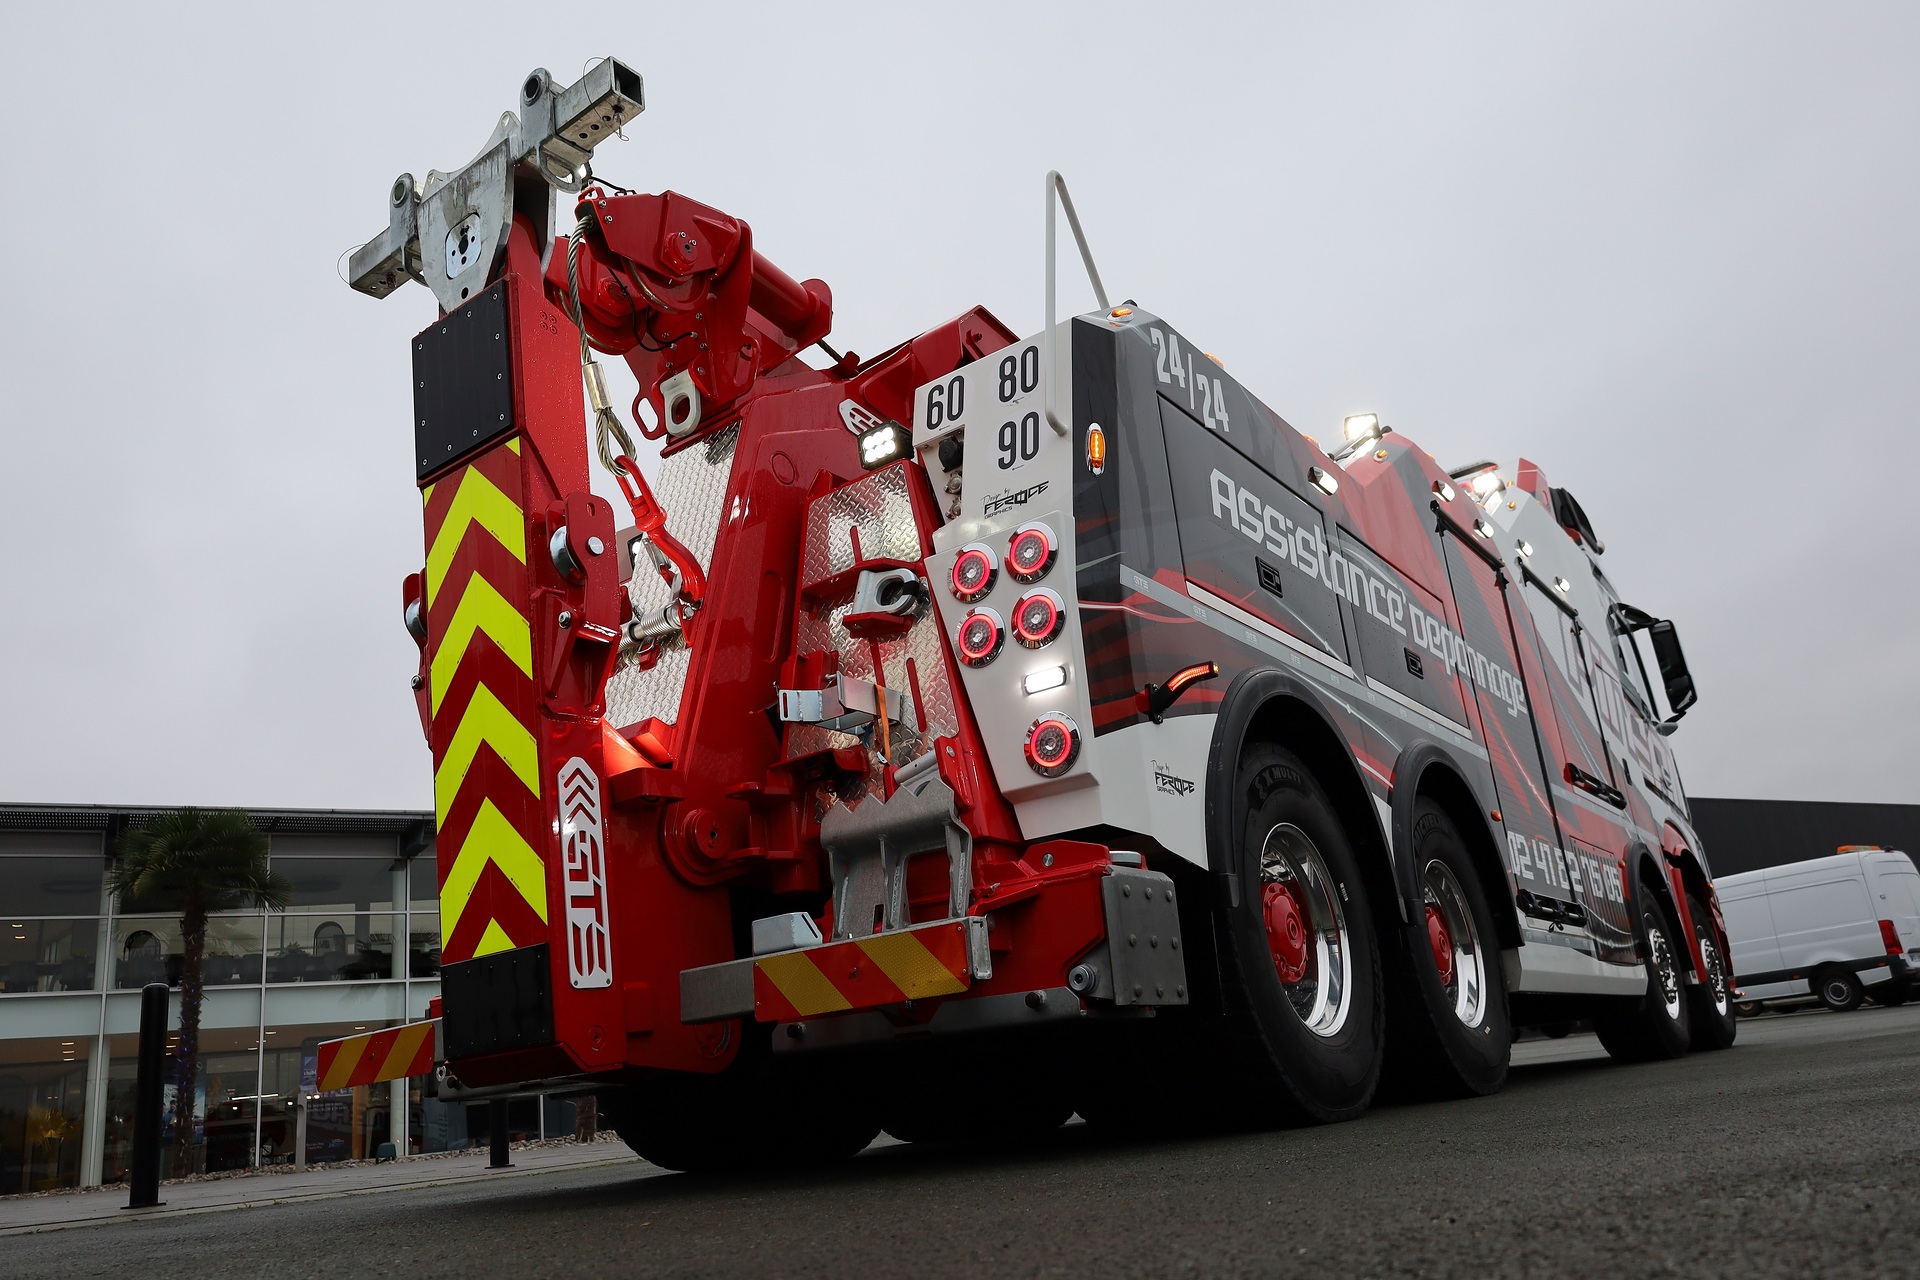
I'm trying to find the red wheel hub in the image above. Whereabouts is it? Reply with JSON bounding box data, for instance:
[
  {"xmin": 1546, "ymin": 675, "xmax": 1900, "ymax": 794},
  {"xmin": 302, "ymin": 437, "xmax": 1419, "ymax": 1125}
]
[
  {"xmin": 1425, "ymin": 903, "xmax": 1456, "ymax": 986},
  {"xmin": 1263, "ymin": 881, "xmax": 1309, "ymax": 984}
]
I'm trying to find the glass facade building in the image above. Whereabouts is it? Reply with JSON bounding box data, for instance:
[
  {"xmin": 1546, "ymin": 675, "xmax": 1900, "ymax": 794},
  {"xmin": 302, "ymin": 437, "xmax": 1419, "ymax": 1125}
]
[{"xmin": 0, "ymin": 804, "xmax": 565, "ymax": 1193}]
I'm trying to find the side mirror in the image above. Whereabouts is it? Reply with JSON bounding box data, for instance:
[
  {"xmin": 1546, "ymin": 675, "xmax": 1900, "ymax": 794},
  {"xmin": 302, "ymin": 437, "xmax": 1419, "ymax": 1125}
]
[{"xmin": 1646, "ymin": 619, "xmax": 1697, "ymax": 719}]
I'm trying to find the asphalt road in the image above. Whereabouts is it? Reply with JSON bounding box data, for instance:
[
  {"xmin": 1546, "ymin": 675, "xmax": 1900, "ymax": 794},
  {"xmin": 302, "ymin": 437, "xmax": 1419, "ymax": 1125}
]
[{"xmin": 12, "ymin": 1006, "xmax": 1920, "ymax": 1280}]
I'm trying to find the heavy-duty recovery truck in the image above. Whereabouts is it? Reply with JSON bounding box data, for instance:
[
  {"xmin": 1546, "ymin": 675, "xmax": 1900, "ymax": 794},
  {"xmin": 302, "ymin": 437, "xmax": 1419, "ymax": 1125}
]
[{"xmin": 318, "ymin": 58, "xmax": 1736, "ymax": 1170}]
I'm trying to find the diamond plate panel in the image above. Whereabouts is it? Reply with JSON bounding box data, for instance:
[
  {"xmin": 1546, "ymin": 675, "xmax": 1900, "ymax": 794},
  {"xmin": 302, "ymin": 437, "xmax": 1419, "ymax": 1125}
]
[
  {"xmin": 605, "ymin": 426, "xmax": 739, "ymax": 729},
  {"xmin": 785, "ymin": 467, "xmax": 959, "ymax": 804}
]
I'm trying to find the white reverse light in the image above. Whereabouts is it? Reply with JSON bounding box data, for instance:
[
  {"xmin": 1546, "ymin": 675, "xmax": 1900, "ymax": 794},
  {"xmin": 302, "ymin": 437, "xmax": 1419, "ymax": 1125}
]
[
  {"xmin": 1309, "ymin": 466, "xmax": 1339, "ymax": 496},
  {"xmin": 1023, "ymin": 665, "xmax": 1067, "ymax": 695},
  {"xmin": 858, "ymin": 422, "xmax": 911, "ymax": 470},
  {"xmin": 1516, "ymin": 539, "xmax": 1533, "ymax": 558},
  {"xmin": 1554, "ymin": 576, "xmax": 1571, "ymax": 594}
]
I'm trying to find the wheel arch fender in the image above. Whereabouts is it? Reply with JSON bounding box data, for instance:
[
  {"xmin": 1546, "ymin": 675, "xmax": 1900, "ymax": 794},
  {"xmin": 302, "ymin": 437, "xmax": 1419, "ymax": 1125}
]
[
  {"xmin": 1204, "ymin": 666, "xmax": 1399, "ymax": 928},
  {"xmin": 1660, "ymin": 822, "xmax": 1723, "ymax": 982},
  {"xmin": 1390, "ymin": 743, "xmax": 1524, "ymax": 952}
]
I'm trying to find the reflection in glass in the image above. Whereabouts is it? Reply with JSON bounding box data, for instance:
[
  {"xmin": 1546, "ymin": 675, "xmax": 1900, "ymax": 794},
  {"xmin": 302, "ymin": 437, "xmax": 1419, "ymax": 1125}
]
[
  {"xmin": 111, "ymin": 916, "xmax": 265, "ymax": 989},
  {"xmin": 408, "ymin": 920, "xmax": 441, "ymax": 978},
  {"xmin": 0, "ymin": 919, "xmax": 99, "ymax": 992},
  {"xmin": 0, "ymin": 1038, "xmax": 90, "ymax": 1192},
  {"xmin": 263, "ymin": 915, "xmax": 395, "ymax": 982}
]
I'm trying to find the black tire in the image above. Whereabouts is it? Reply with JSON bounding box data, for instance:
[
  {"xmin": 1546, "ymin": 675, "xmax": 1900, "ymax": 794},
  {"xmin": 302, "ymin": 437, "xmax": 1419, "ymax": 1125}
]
[
  {"xmin": 601, "ymin": 1063, "xmax": 880, "ymax": 1173},
  {"xmin": 1734, "ymin": 1001, "xmax": 1763, "ymax": 1017},
  {"xmin": 1540, "ymin": 1022, "xmax": 1574, "ymax": 1040},
  {"xmin": 1869, "ymin": 983, "xmax": 1910, "ymax": 1008},
  {"xmin": 884, "ymin": 1093, "xmax": 1073, "ymax": 1145},
  {"xmin": 1595, "ymin": 874, "xmax": 1692, "ymax": 1062},
  {"xmin": 1382, "ymin": 799, "xmax": 1509, "ymax": 1098},
  {"xmin": 599, "ymin": 1076, "xmax": 750, "ymax": 1173},
  {"xmin": 1685, "ymin": 894, "xmax": 1738, "ymax": 1051},
  {"xmin": 1813, "ymin": 967, "xmax": 1865, "ymax": 1012},
  {"xmin": 1212, "ymin": 743, "xmax": 1383, "ymax": 1125}
]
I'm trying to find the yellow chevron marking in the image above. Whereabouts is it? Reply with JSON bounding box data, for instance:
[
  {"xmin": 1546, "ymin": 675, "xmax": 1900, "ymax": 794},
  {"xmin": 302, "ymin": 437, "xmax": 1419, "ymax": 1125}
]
[
  {"xmin": 857, "ymin": 931, "xmax": 969, "ymax": 999},
  {"xmin": 757, "ymin": 952, "xmax": 853, "ymax": 1016},
  {"xmin": 319, "ymin": 1035, "xmax": 369, "ymax": 1093},
  {"xmin": 506, "ymin": 438, "xmax": 520, "ymax": 454},
  {"xmin": 425, "ymin": 467, "xmax": 525, "ymax": 608},
  {"xmin": 423, "ymin": 482, "xmax": 435, "ymax": 504},
  {"xmin": 430, "ymin": 572, "xmax": 532, "ymax": 713},
  {"xmin": 440, "ymin": 799, "xmax": 548, "ymax": 943},
  {"xmin": 434, "ymin": 683, "xmax": 540, "ymax": 825},
  {"xmin": 473, "ymin": 919, "xmax": 516, "ymax": 958}
]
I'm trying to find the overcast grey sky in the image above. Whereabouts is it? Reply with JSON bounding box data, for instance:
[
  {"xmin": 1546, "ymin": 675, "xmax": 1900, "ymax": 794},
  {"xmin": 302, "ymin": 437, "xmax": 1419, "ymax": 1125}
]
[{"xmin": 2, "ymin": 3, "xmax": 1915, "ymax": 811}]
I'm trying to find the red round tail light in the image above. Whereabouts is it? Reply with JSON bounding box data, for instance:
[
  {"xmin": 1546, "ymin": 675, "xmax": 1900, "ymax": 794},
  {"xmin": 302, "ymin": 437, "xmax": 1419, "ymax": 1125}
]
[
  {"xmin": 950, "ymin": 544, "xmax": 998, "ymax": 603},
  {"xmin": 1012, "ymin": 588, "xmax": 1065, "ymax": 649},
  {"xmin": 956, "ymin": 607, "xmax": 1005, "ymax": 667},
  {"xmin": 1025, "ymin": 714, "xmax": 1081, "ymax": 777},
  {"xmin": 1007, "ymin": 523, "xmax": 1057, "ymax": 583}
]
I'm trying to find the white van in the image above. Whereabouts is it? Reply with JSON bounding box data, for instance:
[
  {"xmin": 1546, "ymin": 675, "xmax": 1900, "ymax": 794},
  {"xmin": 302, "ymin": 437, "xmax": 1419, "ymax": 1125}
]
[{"xmin": 1714, "ymin": 847, "xmax": 1920, "ymax": 1011}]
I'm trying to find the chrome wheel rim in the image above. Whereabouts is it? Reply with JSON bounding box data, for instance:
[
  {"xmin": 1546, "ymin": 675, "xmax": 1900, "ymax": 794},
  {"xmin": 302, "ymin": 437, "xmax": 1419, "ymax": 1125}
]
[
  {"xmin": 1699, "ymin": 934, "xmax": 1729, "ymax": 1017},
  {"xmin": 1422, "ymin": 860, "xmax": 1488, "ymax": 1029},
  {"xmin": 1646, "ymin": 915, "xmax": 1682, "ymax": 1020},
  {"xmin": 1259, "ymin": 823, "xmax": 1352, "ymax": 1037}
]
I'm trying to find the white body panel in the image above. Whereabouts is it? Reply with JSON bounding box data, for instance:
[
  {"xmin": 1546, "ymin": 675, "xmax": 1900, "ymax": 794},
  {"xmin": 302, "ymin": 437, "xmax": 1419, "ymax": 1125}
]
[
  {"xmin": 1504, "ymin": 939, "xmax": 1647, "ymax": 996},
  {"xmin": 1714, "ymin": 850, "xmax": 1920, "ymax": 998}
]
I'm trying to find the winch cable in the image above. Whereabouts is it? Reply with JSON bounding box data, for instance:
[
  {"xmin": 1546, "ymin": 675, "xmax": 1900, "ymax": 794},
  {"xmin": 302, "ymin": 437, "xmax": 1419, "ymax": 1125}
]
[{"xmin": 565, "ymin": 212, "xmax": 638, "ymax": 477}]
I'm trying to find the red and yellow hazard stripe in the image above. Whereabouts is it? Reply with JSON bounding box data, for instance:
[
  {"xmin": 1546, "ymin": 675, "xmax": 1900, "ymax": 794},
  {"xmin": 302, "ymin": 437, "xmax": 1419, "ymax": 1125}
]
[
  {"xmin": 421, "ymin": 439, "xmax": 547, "ymax": 965},
  {"xmin": 752, "ymin": 920, "xmax": 976, "ymax": 1021},
  {"xmin": 315, "ymin": 1020, "xmax": 439, "ymax": 1092}
]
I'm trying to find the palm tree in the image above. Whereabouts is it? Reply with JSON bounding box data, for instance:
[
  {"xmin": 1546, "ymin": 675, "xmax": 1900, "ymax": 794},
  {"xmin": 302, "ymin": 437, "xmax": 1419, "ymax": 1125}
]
[{"xmin": 109, "ymin": 808, "xmax": 290, "ymax": 1178}]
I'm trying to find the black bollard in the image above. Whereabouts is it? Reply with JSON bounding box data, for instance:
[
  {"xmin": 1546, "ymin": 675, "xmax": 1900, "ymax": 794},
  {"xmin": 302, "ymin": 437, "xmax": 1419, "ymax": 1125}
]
[
  {"xmin": 125, "ymin": 982, "xmax": 169, "ymax": 1209},
  {"xmin": 489, "ymin": 1100, "xmax": 512, "ymax": 1168}
]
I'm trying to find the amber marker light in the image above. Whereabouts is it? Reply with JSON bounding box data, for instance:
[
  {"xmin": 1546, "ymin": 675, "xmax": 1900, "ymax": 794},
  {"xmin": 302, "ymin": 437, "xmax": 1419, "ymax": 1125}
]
[{"xmin": 1086, "ymin": 423, "xmax": 1107, "ymax": 475}]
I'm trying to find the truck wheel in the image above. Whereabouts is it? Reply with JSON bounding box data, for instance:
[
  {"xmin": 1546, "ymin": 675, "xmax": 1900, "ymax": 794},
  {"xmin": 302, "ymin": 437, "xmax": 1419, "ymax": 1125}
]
[
  {"xmin": 1734, "ymin": 1001, "xmax": 1763, "ymax": 1017},
  {"xmin": 1382, "ymin": 798, "xmax": 1509, "ymax": 1098},
  {"xmin": 1595, "ymin": 880, "xmax": 1692, "ymax": 1062},
  {"xmin": 1214, "ymin": 743, "xmax": 1383, "ymax": 1125},
  {"xmin": 602, "ymin": 1070, "xmax": 879, "ymax": 1173},
  {"xmin": 1685, "ymin": 893, "xmax": 1737, "ymax": 1051},
  {"xmin": 1813, "ymin": 968, "xmax": 1864, "ymax": 1012},
  {"xmin": 598, "ymin": 1078, "xmax": 749, "ymax": 1173}
]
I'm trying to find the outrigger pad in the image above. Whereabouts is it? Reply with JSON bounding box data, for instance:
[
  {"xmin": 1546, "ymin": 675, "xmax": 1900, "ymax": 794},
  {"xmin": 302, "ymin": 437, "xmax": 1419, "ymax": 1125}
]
[
  {"xmin": 441, "ymin": 942, "xmax": 554, "ymax": 1060},
  {"xmin": 412, "ymin": 283, "xmax": 515, "ymax": 481}
]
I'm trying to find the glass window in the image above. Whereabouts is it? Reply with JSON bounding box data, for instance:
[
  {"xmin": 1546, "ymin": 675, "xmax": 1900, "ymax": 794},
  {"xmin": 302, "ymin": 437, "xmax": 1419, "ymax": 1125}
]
[
  {"xmin": 111, "ymin": 915, "xmax": 265, "ymax": 989},
  {"xmin": 271, "ymin": 859, "xmax": 396, "ymax": 913},
  {"xmin": 0, "ymin": 919, "xmax": 100, "ymax": 992},
  {"xmin": 408, "ymin": 855, "xmax": 440, "ymax": 915},
  {"xmin": 264, "ymin": 915, "xmax": 397, "ymax": 982},
  {"xmin": 0, "ymin": 1036, "xmax": 92, "ymax": 1193},
  {"xmin": 0, "ymin": 850, "xmax": 105, "ymax": 918},
  {"xmin": 407, "ymin": 920, "xmax": 441, "ymax": 978}
]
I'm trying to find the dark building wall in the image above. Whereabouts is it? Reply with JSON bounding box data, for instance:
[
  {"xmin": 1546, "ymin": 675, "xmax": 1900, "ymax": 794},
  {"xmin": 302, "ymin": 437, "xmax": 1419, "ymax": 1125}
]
[{"xmin": 1691, "ymin": 798, "xmax": 1920, "ymax": 878}]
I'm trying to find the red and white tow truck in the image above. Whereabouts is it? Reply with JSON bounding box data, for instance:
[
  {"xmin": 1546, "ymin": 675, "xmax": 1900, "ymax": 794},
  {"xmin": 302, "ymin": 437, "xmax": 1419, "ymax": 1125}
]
[{"xmin": 319, "ymin": 58, "xmax": 1734, "ymax": 1170}]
